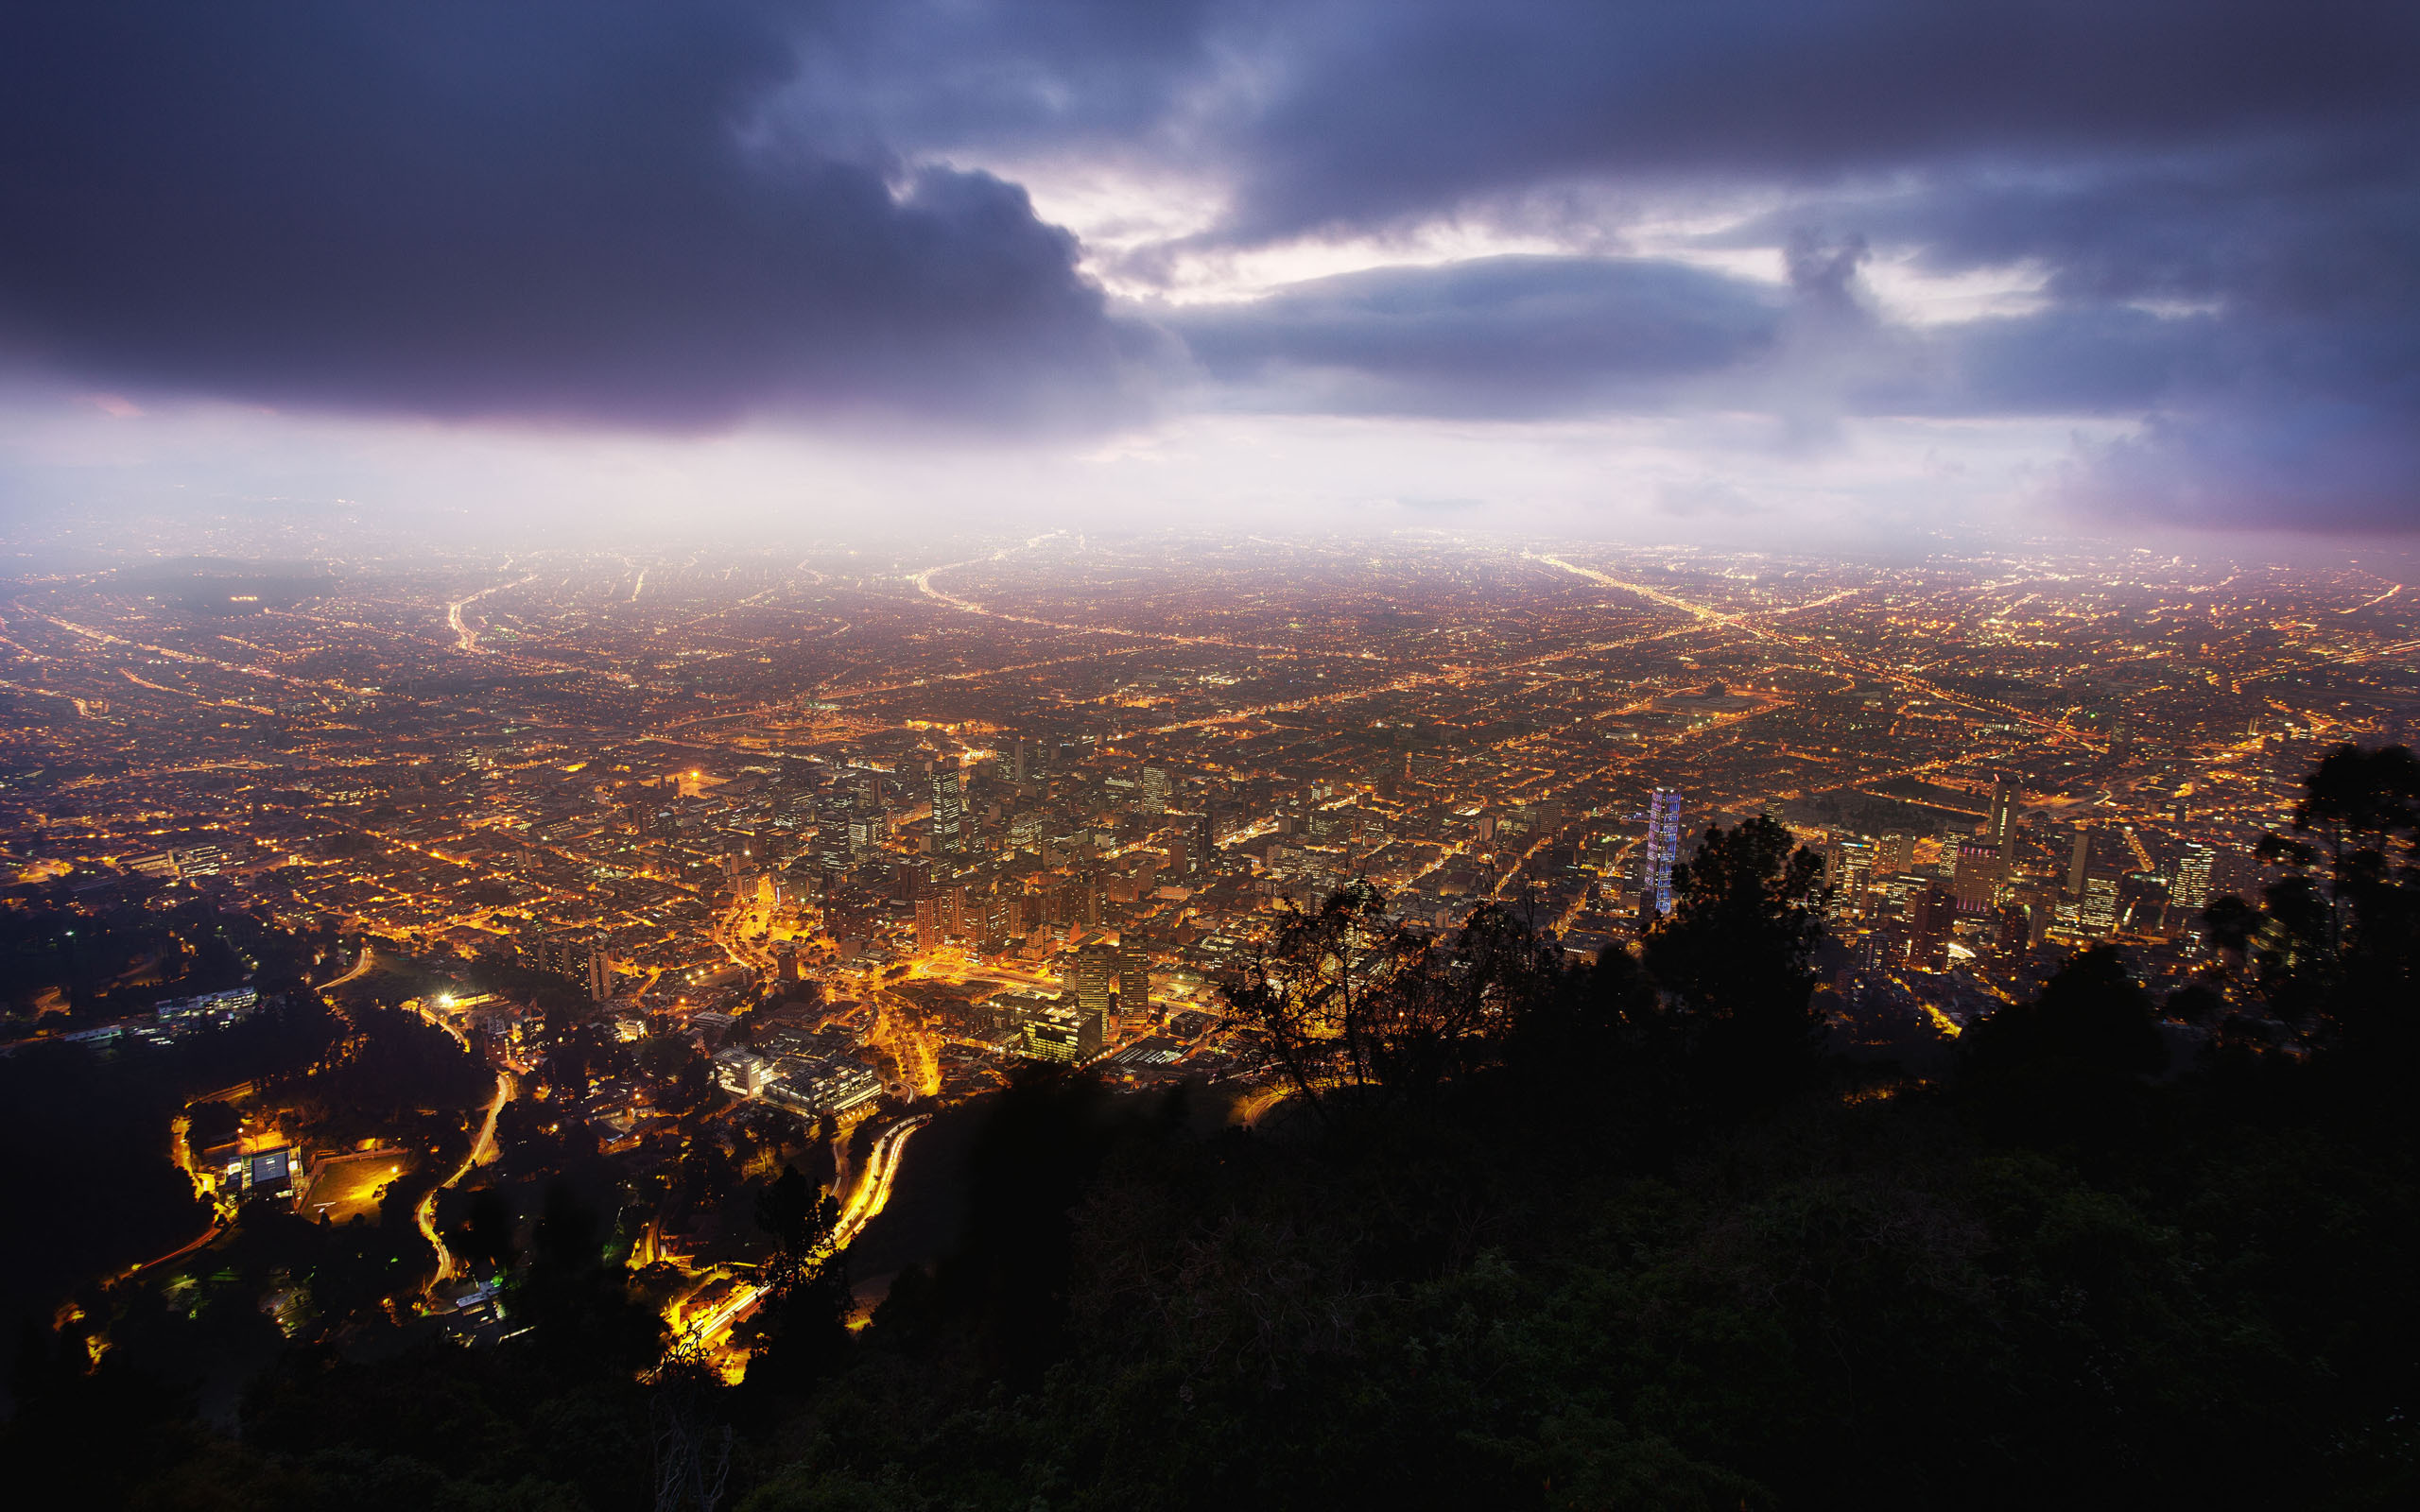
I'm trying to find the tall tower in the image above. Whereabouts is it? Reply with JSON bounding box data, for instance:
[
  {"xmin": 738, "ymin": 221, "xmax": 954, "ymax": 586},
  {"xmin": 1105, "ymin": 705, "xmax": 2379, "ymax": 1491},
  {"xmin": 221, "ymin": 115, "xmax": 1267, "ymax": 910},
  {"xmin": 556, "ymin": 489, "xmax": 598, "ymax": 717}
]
[
  {"xmin": 1063, "ymin": 941, "xmax": 1117, "ymax": 1052},
  {"xmin": 1952, "ymin": 840, "xmax": 2003, "ymax": 914},
  {"xmin": 1910, "ymin": 882, "xmax": 1954, "ymax": 969},
  {"xmin": 930, "ymin": 767, "xmax": 966, "ymax": 861},
  {"xmin": 1643, "ymin": 789, "xmax": 1684, "ymax": 915},
  {"xmin": 1118, "ymin": 946, "xmax": 1150, "ymax": 1015},
  {"xmin": 2173, "ymin": 843, "xmax": 2216, "ymax": 910},
  {"xmin": 1986, "ymin": 779, "xmax": 2018, "ymax": 861},
  {"xmin": 2066, "ymin": 823, "xmax": 2091, "ymax": 901},
  {"xmin": 586, "ymin": 940, "xmax": 614, "ymax": 1003},
  {"xmin": 1139, "ymin": 765, "xmax": 1172, "ymax": 814}
]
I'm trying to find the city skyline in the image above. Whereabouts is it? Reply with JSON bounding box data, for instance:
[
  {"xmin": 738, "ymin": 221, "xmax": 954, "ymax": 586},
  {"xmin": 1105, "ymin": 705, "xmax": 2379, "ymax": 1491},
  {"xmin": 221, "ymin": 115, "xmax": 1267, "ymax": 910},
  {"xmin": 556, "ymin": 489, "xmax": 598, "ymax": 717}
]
[{"xmin": 6, "ymin": 9, "xmax": 2419, "ymax": 1506}]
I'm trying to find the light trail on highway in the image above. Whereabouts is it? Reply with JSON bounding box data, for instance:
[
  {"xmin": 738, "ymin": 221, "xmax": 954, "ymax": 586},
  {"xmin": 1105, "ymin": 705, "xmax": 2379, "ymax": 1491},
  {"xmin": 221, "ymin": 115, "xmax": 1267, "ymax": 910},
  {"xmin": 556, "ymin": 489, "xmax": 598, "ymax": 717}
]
[{"xmin": 682, "ymin": 1112, "xmax": 929, "ymax": 1353}]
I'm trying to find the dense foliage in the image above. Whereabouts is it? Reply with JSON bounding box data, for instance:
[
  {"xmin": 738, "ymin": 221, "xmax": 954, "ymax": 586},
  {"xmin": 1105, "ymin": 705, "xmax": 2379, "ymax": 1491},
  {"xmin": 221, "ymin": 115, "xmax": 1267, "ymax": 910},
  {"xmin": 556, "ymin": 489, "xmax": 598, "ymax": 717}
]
[{"xmin": 5, "ymin": 752, "xmax": 2417, "ymax": 1509}]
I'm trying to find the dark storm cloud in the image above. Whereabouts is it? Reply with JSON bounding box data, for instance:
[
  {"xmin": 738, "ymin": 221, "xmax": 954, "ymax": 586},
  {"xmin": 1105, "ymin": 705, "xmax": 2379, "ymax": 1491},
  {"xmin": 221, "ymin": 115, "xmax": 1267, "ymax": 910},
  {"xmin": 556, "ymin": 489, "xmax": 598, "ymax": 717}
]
[
  {"xmin": 1170, "ymin": 257, "xmax": 1782, "ymax": 417},
  {"xmin": 1205, "ymin": 2, "xmax": 2420, "ymax": 241},
  {"xmin": 782, "ymin": 0, "xmax": 2420, "ymax": 530},
  {"xmin": 1830, "ymin": 146, "xmax": 2420, "ymax": 528},
  {"xmin": 0, "ymin": 3, "xmax": 1154, "ymax": 429},
  {"xmin": 3, "ymin": 1, "xmax": 2416, "ymax": 529},
  {"xmin": 774, "ymin": 2, "xmax": 2416, "ymax": 245}
]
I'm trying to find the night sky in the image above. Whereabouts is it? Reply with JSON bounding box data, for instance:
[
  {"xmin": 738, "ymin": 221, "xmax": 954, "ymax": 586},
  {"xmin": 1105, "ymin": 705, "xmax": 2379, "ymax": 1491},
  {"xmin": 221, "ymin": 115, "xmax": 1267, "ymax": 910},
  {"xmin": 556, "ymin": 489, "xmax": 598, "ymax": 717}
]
[{"xmin": 3, "ymin": 2, "xmax": 2415, "ymax": 542}]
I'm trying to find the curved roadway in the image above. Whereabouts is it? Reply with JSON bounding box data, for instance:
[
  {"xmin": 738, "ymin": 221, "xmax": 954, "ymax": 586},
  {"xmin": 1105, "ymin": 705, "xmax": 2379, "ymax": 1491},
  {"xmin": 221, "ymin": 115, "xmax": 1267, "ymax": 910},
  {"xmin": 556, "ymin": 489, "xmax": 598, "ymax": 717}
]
[{"xmin": 680, "ymin": 1112, "xmax": 930, "ymax": 1349}]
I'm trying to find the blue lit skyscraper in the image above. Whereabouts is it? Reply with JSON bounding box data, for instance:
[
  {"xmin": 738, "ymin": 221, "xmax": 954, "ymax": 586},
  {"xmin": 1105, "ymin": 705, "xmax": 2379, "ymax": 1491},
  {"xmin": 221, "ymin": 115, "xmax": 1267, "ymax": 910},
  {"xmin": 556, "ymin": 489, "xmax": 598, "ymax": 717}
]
[{"xmin": 1644, "ymin": 788, "xmax": 1683, "ymax": 915}]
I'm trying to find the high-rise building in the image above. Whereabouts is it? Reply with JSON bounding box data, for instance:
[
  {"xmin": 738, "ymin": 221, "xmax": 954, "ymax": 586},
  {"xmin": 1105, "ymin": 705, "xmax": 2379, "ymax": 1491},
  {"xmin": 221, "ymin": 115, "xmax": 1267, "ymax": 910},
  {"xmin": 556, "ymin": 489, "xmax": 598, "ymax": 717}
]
[
  {"xmin": 1993, "ymin": 902, "xmax": 2031, "ymax": 964},
  {"xmin": 1986, "ymin": 779, "xmax": 2018, "ymax": 860},
  {"xmin": 1062, "ymin": 942, "xmax": 1117, "ymax": 1051},
  {"xmin": 1909, "ymin": 883, "xmax": 1954, "ymax": 969},
  {"xmin": 1011, "ymin": 736, "xmax": 1028, "ymax": 785},
  {"xmin": 586, "ymin": 940, "xmax": 614, "ymax": 1002},
  {"xmin": 1643, "ymin": 789, "xmax": 1684, "ymax": 915},
  {"xmin": 2081, "ymin": 876, "xmax": 2121, "ymax": 936},
  {"xmin": 1830, "ymin": 836, "xmax": 1876, "ymax": 915},
  {"xmin": 1952, "ymin": 840, "xmax": 2004, "ymax": 913},
  {"xmin": 2173, "ymin": 843, "xmax": 2216, "ymax": 910},
  {"xmin": 1118, "ymin": 947, "xmax": 1150, "ymax": 1014},
  {"xmin": 979, "ymin": 893, "xmax": 1012, "ymax": 954},
  {"xmin": 1138, "ymin": 765, "xmax": 1173, "ymax": 814},
  {"xmin": 1876, "ymin": 831, "xmax": 1914, "ymax": 876},
  {"xmin": 1175, "ymin": 810, "xmax": 1215, "ymax": 875},
  {"xmin": 930, "ymin": 767, "xmax": 966, "ymax": 859},
  {"xmin": 2066, "ymin": 823, "xmax": 2092, "ymax": 900},
  {"xmin": 913, "ymin": 893, "xmax": 943, "ymax": 954}
]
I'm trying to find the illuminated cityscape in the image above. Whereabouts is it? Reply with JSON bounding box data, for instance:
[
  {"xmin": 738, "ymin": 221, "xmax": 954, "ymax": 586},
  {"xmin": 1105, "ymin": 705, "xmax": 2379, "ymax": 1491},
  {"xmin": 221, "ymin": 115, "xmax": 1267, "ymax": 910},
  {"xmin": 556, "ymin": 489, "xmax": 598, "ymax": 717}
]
[
  {"xmin": 10, "ymin": 533, "xmax": 2412, "ymax": 1068},
  {"xmin": 9, "ymin": 529, "xmax": 2415, "ymax": 1322},
  {"xmin": 6, "ymin": 4, "xmax": 2420, "ymax": 1507}
]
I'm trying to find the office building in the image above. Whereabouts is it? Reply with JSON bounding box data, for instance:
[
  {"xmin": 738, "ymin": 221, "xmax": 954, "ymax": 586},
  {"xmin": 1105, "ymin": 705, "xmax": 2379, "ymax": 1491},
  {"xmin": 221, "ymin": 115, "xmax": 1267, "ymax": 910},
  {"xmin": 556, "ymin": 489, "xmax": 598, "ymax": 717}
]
[
  {"xmin": 1643, "ymin": 788, "xmax": 1684, "ymax": 915},
  {"xmin": 1876, "ymin": 831, "xmax": 1914, "ymax": 876},
  {"xmin": 2081, "ymin": 876, "xmax": 2120, "ymax": 936},
  {"xmin": 1952, "ymin": 840, "xmax": 2003, "ymax": 913},
  {"xmin": 2173, "ymin": 843, "xmax": 2216, "ymax": 910},
  {"xmin": 930, "ymin": 767, "xmax": 966, "ymax": 859},
  {"xmin": 1985, "ymin": 779, "xmax": 2018, "ymax": 860},
  {"xmin": 1909, "ymin": 883, "xmax": 1954, "ymax": 970},
  {"xmin": 1118, "ymin": 946, "xmax": 1150, "ymax": 1014},
  {"xmin": 1138, "ymin": 765, "xmax": 1173, "ymax": 814}
]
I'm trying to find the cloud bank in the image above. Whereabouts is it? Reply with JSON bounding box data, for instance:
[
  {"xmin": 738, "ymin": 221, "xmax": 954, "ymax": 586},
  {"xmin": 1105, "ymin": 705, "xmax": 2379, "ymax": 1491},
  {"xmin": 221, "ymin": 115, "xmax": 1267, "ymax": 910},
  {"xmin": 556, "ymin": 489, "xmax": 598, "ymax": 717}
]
[{"xmin": 1, "ymin": 2, "xmax": 2415, "ymax": 532}]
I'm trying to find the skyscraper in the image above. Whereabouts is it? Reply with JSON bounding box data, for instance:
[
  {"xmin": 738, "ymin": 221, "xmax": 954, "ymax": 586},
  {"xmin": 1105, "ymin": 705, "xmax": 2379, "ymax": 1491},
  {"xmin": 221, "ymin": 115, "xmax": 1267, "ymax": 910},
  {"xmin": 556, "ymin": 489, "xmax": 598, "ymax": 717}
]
[
  {"xmin": 1952, "ymin": 840, "xmax": 2004, "ymax": 913},
  {"xmin": 2066, "ymin": 822, "xmax": 2091, "ymax": 900},
  {"xmin": 1643, "ymin": 788, "xmax": 1684, "ymax": 915},
  {"xmin": 1063, "ymin": 941, "xmax": 1117, "ymax": 1052},
  {"xmin": 1910, "ymin": 882, "xmax": 1954, "ymax": 969},
  {"xmin": 1985, "ymin": 778, "xmax": 2018, "ymax": 860},
  {"xmin": 586, "ymin": 940, "xmax": 614, "ymax": 1003},
  {"xmin": 1831, "ymin": 836, "xmax": 1876, "ymax": 911},
  {"xmin": 2173, "ymin": 842, "xmax": 2216, "ymax": 910},
  {"xmin": 930, "ymin": 766, "xmax": 966, "ymax": 860},
  {"xmin": 1118, "ymin": 946, "xmax": 1150, "ymax": 1014},
  {"xmin": 2081, "ymin": 876, "xmax": 2120, "ymax": 936}
]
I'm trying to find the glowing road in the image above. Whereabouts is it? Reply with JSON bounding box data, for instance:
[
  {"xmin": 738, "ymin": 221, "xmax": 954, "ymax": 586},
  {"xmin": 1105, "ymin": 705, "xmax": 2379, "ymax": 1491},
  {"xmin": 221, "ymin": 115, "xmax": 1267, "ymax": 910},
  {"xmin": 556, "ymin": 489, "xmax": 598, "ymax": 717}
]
[
  {"xmin": 682, "ymin": 1112, "xmax": 929, "ymax": 1350},
  {"xmin": 417, "ymin": 1067, "xmax": 516, "ymax": 1292},
  {"xmin": 313, "ymin": 943, "xmax": 374, "ymax": 991},
  {"xmin": 444, "ymin": 575, "xmax": 535, "ymax": 654}
]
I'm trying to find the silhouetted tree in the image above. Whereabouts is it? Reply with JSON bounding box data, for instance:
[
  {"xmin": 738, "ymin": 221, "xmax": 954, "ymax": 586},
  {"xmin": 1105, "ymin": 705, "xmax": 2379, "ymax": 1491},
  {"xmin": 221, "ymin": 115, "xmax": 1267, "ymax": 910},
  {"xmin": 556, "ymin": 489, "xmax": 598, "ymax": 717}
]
[
  {"xmin": 2207, "ymin": 743, "xmax": 2420, "ymax": 1062},
  {"xmin": 752, "ymin": 1163, "xmax": 840, "ymax": 1306},
  {"xmin": 509, "ymin": 1181, "xmax": 666, "ymax": 1373},
  {"xmin": 1224, "ymin": 879, "xmax": 1431, "ymax": 1123},
  {"xmin": 455, "ymin": 1185, "xmax": 516, "ymax": 1279},
  {"xmin": 738, "ymin": 1164, "xmax": 847, "ymax": 1397},
  {"xmin": 1966, "ymin": 945, "xmax": 2164, "ymax": 1081},
  {"xmin": 1644, "ymin": 815, "xmax": 1829, "ymax": 1112}
]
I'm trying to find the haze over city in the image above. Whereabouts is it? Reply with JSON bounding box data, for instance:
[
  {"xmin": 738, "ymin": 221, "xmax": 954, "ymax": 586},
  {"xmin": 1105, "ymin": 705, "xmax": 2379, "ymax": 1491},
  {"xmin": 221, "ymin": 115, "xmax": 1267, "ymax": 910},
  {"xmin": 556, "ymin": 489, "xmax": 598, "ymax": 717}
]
[{"xmin": 4, "ymin": 7, "xmax": 2419, "ymax": 1512}]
